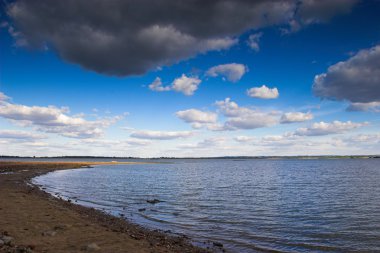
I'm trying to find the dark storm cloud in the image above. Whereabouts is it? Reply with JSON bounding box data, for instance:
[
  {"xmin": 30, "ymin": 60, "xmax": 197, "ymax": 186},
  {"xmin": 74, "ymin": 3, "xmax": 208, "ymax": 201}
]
[
  {"xmin": 7, "ymin": 0, "xmax": 358, "ymax": 76},
  {"xmin": 313, "ymin": 45, "xmax": 380, "ymax": 104},
  {"xmin": 296, "ymin": 0, "xmax": 358, "ymax": 24}
]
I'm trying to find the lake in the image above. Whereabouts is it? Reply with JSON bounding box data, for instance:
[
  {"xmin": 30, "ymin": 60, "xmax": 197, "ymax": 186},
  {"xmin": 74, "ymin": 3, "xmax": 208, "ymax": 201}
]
[{"xmin": 32, "ymin": 159, "xmax": 380, "ymax": 252}]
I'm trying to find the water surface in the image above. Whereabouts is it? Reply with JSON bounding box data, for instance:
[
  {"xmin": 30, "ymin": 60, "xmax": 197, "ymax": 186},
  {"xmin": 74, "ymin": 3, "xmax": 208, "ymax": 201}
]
[{"xmin": 33, "ymin": 159, "xmax": 380, "ymax": 252}]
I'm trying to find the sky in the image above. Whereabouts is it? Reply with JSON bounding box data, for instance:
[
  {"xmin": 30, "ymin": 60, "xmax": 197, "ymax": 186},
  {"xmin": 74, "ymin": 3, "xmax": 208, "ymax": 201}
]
[{"xmin": 0, "ymin": 0, "xmax": 379, "ymax": 157}]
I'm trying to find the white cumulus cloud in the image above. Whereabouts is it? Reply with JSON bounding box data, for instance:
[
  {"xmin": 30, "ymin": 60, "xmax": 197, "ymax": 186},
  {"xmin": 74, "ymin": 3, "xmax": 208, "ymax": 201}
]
[
  {"xmin": 148, "ymin": 77, "xmax": 171, "ymax": 92},
  {"xmin": 0, "ymin": 92, "xmax": 123, "ymax": 138},
  {"xmin": 206, "ymin": 63, "xmax": 247, "ymax": 82},
  {"xmin": 176, "ymin": 109, "xmax": 217, "ymax": 129},
  {"xmin": 172, "ymin": 74, "xmax": 202, "ymax": 96},
  {"xmin": 247, "ymin": 85, "xmax": 279, "ymax": 99},
  {"xmin": 215, "ymin": 98, "xmax": 279, "ymax": 130},
  {"xmin": 294, "ymin": 121, "xmax": 367, "ymax": 136},
  {"xmin": 148, "ymin": 74, "xmax": 201, "ymax": 96}
]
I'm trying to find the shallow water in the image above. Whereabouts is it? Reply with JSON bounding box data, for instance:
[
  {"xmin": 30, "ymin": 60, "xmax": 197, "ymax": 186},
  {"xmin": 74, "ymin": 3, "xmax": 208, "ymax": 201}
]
[{"xmin": 33, "ymin": 159, "xmax": 380, "ymax": 252}]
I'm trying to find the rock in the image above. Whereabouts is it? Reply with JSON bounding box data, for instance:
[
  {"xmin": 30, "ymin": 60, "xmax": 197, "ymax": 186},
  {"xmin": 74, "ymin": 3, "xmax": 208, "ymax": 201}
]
[
  {"xmin": 146, "ymin": 199, "xmax": 161, "ymax": 204},
  {"xmin": 42, "ymin": 230, "xmax": 57, "ymax": 237},
  {"xmin": 2, "ymin": 236, "xmax": 14, "ymax": 245},
  {"xmin": 85, "ymin": 243, "xmax": 100, "ymax": 251},
  {"xmin": 0, "ymin": 239, "xmax": 4, "ymax": 246},
  {"xmin": 213, "ymin": 242, "xmax": 223, "ymax": 248},
  {"xmin": 130, "ymin": 234, "xmax": 141, "ymax": 240},
  {"xmin": 15, "ymin": 247, "xmax": 33, "ymax": 253},
  {"xmin": 138, "ymin": 208, "xmax": 146, "ymax": 212}
]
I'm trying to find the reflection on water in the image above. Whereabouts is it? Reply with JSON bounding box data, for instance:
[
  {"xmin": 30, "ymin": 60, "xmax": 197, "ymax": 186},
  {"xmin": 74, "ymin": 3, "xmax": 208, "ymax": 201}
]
[{"xmin": 33, "ymin": 159, "xmax": 380, "ymax": 252}]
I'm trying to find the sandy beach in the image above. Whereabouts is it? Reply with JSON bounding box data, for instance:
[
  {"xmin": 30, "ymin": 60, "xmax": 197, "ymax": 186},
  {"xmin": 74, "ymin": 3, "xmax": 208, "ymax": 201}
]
[{"xmin": 0, "ymin": 162, "xmax": 214, "ymax": 253}]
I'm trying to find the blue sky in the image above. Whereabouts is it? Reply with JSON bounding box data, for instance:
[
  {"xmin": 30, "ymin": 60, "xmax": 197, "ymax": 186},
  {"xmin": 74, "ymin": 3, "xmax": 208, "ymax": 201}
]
[{"xmin": 0, "ymin": 0, "xmax": 379, "ymax": 157}]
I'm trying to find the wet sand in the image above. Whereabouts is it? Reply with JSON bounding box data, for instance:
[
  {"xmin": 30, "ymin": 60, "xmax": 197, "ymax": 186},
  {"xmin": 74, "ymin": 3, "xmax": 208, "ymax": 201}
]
[{"xmin": 0, "ymin": 162, "xmax": 216, "ymax": 253}]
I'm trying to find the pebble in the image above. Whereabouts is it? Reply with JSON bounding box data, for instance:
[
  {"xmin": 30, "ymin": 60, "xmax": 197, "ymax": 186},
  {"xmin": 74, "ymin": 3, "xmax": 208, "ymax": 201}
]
[
  {"xmin": 42, "ymin": 230, "xmax": 57, "ymax": 237},
  {"xmin": 86, "ymin": 243, "xmax": 100, "ymax": 251}
]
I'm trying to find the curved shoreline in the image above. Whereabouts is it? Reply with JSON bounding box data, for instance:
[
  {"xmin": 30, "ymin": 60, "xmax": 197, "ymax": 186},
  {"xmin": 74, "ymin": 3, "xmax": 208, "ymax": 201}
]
[{"xmin": 0, "ymin": 161, "xmax": 221, "ymax": 253}]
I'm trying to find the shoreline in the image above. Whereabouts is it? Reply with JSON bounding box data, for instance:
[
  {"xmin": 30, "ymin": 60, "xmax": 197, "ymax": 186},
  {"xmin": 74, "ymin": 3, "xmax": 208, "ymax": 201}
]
[{"xmin": 0, "ymin": 161, "xmax": 220, "ymax": 253}]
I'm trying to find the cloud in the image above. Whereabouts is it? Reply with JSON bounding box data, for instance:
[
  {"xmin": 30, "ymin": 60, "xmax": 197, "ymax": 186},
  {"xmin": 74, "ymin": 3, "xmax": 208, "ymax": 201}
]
[
  {"xmin": 247, "ymin": 85, "xmax": 279, "ymax": 99},
  {"xmin": 259, "ymin": 135, "xmax": 299, "ymax": 147},
  {"xmin": 282, "ymin": 0, "xmax": 358, "ymax": 33},
  {"xmin": 77, "ymin": 138, "xmax": 151, "ymax": 147},
  {"xmin": 215, "ymin": 98, "xmax": 251, "ymax": 117},
  {"xmin": 0, "ymin": 21, "xmax": 28, "ymax": 47},
  {"xmin": 0, "ymin": 93, "xmax": 123, "ymax": 138},
  {"xmin": 313, "ymin": 44, "xmax": 380, "ymax": 104},
  {"xmin": 0, "ymin": 130, "xmax": 46, "ymax": 140},
  {"xmin": 294, "ymin": 121, "xmax": 367, "ymax": 136},
  {"xmin": 296, "ymin": 0, "xmax": 358, "ymax": 25},
  {"xmin": 130, "ymin": 130, "xmax": 193, "ymax": 140},
  {"xmin": 172, "ymin": 74, "xmax": 201, "ymax": 96},
  {"xmin": 206, "ymin": 63, "xmax": 247, "ymax": 82},
  {"xmin": 343, "ymin": 133, "xmax": 380, "ymax": 144},
  {"xmin": 148, "ymin": 77, "xmax": 171, "ymax": 92},
  {"xmin": 215, "ymin": 98, "xmax": 279, "ymax": 130},
  {"xmin": 205, "ymin": 123, "xmax": 228, "ymax": 132},
  {"xmin": 148, "ymin": 74, "xmax": 201, "ymax": 95},
  {"xmin": 178, "ymin": 137, "xmax": 226, "ymax": 149},
  {"xmin": 329, "ymin": 133, "xmax": 380, "ymax": 149},
  {"xmin": 7, "ymin": 1, "xmax": 358, "ymax": 76},
  {"xmin": 176, "ymin": 109, "xmax": 217, "ymax": 129},
  {"xmin": 280, "ymin": 112, "xmax": 313, "ymax": 123},
  {"xmin": 0, "ymin": 92, "xmax": 10, "ymax": 102},
  {"xmin": 6, "ymin": 1, "xmax": 289, "ymax": 76},
  {"xmin": 125, "ymin": 138, "xmax": 152, "ymax": 146},
  {"xmin": 346, "ymin": 102, "xmax": 380, "ymax": 112},
  {"xmin": 247, "ymin": 32, "xmax": 263, "ymax": 52},
  {"xmin": 262, "ymin": 135, "xmax": 285, "ymax": 142},
  {"xmin": 234, "ymin": 136, "xmax": 256, "ymax": 143},
  {"xmin": 223, "ymin": 115, "xmax": 277, "ymax": 130}
]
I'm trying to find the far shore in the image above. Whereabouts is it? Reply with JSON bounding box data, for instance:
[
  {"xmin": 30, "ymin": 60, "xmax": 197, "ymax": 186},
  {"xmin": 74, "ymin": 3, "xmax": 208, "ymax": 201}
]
[{"xmin": 0, "ymin": 161, "xmax": 218, "ymax": 253}]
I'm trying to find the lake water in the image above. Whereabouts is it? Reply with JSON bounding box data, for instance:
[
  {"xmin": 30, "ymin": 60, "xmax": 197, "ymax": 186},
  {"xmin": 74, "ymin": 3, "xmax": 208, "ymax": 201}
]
[{"xmin": 32, "ymin": 159, "xmax": 380, "ymax": 252}]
